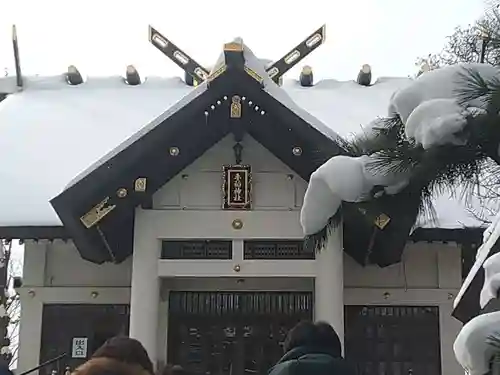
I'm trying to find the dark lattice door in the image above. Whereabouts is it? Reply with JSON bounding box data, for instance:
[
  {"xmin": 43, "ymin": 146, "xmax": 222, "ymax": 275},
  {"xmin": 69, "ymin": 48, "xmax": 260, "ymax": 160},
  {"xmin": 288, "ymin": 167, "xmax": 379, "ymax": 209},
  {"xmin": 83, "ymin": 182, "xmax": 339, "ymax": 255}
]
[
  {"xmin": 168, "ymin": 292, "xmax": 312, "ymax": 375},
  {"xmin": 40, "ymin": 304, "xmax": 130, "ymax": 375},
  {"xmin": 345, "ymin": 306, "xmax": 441, "ymax": 375}
]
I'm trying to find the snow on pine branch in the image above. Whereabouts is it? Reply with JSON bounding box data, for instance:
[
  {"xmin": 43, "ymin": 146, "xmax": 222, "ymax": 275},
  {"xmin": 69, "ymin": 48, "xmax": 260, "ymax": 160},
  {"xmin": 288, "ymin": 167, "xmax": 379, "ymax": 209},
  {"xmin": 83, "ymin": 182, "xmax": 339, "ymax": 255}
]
[
  {"xmin": 300, "ymin": 153, "xmax": 411, "ymax": 235},
  {"xmin": 300, "ymin": 63, "xmax": 500, "ymax": 237},
  {"xmin": 391, "ymin": 63, "xmax": 497, "ymax": 149}
]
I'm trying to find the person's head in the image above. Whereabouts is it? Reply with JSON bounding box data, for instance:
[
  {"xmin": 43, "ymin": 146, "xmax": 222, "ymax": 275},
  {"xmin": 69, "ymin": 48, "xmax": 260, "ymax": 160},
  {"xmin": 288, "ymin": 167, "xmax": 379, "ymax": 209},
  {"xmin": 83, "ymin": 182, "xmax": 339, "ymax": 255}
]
[
  {"xmin": 283, "ymin": 321, "xmax": 342, "ymax": 355},
  {"xmin": 314, "ymin": 321, "xmax": 342, "ymax": 357},
  {"xmin": 72, "ymin": 358, "xmax": 148, "ymax": 375},
  {"xmin": 283, "ymin": 321, "xmax": 318, "ymax": 352},
  {"xmin": 92, "ymin": 336, "xmax": 154, "ymax": 375}
]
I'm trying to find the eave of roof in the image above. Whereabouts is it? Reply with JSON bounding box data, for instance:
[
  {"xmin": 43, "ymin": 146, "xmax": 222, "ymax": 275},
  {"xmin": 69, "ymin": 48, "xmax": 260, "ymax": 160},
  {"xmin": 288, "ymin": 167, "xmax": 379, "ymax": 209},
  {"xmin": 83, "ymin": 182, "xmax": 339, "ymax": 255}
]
[{"xmin": 0, "ymin": 225, "xmax": 482, "ymax": 246}]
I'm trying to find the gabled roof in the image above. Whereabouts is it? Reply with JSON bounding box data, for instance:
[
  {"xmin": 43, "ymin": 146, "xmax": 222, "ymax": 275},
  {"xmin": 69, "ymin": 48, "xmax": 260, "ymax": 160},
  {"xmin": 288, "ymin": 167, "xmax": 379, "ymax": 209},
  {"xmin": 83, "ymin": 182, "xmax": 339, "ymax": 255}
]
[
  {"xmin": 0, "ymin": 43, "xmax": 490, "ymax": 262},
  {"xmin": 45, "ymin": 43, "xmax": 350, "ymax": 262}
]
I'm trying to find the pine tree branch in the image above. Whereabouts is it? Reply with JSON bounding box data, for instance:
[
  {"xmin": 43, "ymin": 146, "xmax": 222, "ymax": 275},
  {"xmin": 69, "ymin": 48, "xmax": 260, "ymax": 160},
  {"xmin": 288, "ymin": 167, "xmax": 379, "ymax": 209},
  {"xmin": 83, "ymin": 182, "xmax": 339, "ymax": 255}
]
[{"xmin": 456, "ymin": 67, "xmax": 500, "ymax": 113}]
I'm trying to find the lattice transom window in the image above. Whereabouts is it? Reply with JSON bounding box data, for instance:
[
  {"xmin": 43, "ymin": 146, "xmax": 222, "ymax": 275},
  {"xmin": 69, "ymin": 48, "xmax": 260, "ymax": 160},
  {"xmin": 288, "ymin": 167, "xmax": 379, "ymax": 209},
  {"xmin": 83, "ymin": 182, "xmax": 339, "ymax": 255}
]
[
  {"xmin": 244, "ymin": 240, "xmax": 314, "ymax": 259},
  {"xmin": 161, "ymin": 240, "xmax": 232, "ymax": 259}
]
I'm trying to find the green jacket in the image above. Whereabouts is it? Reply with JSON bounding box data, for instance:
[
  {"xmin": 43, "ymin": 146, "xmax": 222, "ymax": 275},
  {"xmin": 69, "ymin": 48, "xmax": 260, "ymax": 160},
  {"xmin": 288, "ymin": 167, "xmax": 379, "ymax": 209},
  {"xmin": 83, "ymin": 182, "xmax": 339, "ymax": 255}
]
[{"xmin": 268, "ymin": 346, "xmax": 355, "ymax": 375}]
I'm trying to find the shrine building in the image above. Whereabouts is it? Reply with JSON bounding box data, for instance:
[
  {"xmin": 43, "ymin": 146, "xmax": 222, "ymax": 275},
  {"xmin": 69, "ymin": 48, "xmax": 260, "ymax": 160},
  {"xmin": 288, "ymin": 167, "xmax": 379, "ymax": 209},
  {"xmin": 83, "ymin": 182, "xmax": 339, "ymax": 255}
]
[{"xmin": 0, "ymin": 25, "xmax": 486, "ymax": 375}]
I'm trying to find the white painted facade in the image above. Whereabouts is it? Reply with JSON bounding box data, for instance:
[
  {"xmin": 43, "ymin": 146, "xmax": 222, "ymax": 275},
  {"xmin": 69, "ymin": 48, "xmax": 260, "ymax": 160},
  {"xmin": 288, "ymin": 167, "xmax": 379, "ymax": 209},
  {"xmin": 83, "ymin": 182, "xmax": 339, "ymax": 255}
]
[{"xmin": 17, "ymin": 136, "xmax": 463, "ymax": 375}]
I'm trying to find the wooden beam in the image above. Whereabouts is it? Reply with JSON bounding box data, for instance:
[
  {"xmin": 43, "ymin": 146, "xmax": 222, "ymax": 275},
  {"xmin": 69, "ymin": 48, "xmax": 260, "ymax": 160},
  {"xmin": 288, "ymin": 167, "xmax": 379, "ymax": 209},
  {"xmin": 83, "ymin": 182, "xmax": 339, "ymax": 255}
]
[
  {"xmin": 0, "ymin": 226, "xmax": 69, "ymax": 240},
  {"xmin": 266, "ymin": 25, "xmax": 326, "ymax": 83},
  {"xmin": 148, "ymin": 26, "xmax": 210, "ymax": 82},
  {"xmin": 12, "ymin": 25, "xmax": 23, "ymax": 90}
]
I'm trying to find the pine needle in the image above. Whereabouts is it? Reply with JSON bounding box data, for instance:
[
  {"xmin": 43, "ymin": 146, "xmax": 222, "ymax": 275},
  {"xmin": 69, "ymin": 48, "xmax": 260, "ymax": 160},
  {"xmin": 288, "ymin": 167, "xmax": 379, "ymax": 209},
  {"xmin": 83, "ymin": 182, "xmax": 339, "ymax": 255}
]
[
  {"xmin": 304, "ymin": 209, "xmax": 342, "ymax": 252},
  {"xmin": 305, "ymin": 91, "xmax": 500, "ymax": 263},
  {"xmin": 456, "ymin": 66, "xmax": 500, "ymax": 112}
]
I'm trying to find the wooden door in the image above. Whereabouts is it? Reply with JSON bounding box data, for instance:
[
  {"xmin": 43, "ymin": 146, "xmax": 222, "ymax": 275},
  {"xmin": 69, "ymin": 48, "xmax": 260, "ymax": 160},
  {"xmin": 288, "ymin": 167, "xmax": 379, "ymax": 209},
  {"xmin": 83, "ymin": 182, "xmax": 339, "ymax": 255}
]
[
  {"xmin": 345, "ymin": 306, "xmax": 442, "ymax": 375},
  {"xmin": 40, "ymin": 304, "xmax": 130, "ymax": 375},
  {"xmin": 167, "ymin": 291, "xmax": 313, "ymax": 375}
]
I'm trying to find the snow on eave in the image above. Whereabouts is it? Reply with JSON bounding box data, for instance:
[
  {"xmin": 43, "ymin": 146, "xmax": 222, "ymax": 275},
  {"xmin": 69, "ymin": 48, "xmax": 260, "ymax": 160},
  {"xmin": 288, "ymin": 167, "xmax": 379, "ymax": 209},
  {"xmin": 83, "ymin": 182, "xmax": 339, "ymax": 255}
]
[
  {"xmin": 281, "ymin": 77, "xmax": 413, "ymax": 91},
  {"xmin": 241, "ymin": 44, "xmax": 343, "ymax": 143},
  {"xmin": 454, "ymin": 216, "xmax": 500, "ymax": 309},
  {"xmin": 373, "ymin": 76, "xmax": 414, "ymax": 85},
  {"xmin": 0, "ymin": 74, "xmax": 191, "ymax": 92},
  {"xmin": 64, "ymin": 80, "xmax": 207, "ymax": 190}
]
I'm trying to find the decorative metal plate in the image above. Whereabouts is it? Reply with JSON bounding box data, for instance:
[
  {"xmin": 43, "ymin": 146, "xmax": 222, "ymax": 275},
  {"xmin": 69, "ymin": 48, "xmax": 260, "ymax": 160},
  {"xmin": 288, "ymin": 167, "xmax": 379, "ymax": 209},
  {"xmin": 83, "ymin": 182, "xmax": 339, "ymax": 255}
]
[{"xmin": 222, "ymin": 165, "xmax": 252, "ymax": 210}]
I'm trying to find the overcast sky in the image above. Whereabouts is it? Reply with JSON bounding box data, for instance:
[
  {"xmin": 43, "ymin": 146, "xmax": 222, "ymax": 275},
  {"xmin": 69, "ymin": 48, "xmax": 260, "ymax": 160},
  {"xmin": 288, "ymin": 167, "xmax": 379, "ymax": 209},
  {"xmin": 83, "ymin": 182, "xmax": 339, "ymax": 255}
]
[{"xmin": 0, "ymin": 0, "xmax": 488, "ymax": 81}]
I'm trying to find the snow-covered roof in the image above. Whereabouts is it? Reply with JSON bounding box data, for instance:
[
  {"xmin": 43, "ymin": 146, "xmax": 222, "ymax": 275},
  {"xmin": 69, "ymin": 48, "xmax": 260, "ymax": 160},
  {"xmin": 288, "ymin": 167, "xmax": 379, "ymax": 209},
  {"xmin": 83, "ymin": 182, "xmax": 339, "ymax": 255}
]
[{"xmin": 0, "ymin": 72, "xmax": 489, "ymax": 228}]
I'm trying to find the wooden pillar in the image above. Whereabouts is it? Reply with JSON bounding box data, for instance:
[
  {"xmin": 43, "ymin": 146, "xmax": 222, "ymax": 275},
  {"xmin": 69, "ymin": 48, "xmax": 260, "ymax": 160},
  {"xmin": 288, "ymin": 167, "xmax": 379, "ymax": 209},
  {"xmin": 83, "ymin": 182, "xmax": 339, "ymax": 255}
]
[
  {"xmin": 314, "ymin": 226, "xmax": 344, "ymax": 347},
  {"xmin": 129, "ymin": 232, "xmax": 160, "ymax": 368}
]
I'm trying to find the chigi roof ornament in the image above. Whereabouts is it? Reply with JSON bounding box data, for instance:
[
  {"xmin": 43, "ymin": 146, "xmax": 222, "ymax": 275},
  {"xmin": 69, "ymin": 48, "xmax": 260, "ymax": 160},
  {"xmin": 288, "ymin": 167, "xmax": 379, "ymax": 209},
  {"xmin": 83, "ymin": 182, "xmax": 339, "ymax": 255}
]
[
  {"xmin": 149, "ymin": 26, "xmax": 210, "ymax": 86},
  {"xmin": 266, "ymin": 25, "xmax": 326, "ymax": 84},
  {"xmin": 148, "ymin": 24, "xmax": 326, "ymax": 86}
]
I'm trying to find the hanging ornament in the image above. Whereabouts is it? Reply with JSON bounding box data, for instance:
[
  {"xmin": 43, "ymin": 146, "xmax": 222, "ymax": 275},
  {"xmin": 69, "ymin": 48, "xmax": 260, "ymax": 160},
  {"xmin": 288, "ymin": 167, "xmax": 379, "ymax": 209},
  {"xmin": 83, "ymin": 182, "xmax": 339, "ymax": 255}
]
[{"xmin": 230, "ymin": 96, "xmax": 242, "ymax": 118}]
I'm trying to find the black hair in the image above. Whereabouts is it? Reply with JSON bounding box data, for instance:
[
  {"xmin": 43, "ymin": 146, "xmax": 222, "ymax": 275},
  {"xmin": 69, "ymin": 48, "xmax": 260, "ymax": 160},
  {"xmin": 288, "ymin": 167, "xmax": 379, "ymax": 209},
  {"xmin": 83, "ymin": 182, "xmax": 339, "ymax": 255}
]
[
  {"xmin": 283, "ymin": 321, "xmax": 342, "ymax": 356},
  {"xmin": 92, "ymin": 336, "xmax": 154, "ymax": 375},
  {"xmin": 283, "ymin": 321, "xmax": 318, "ymax": 352},
  {"xmin": 314, "ymin": 321, "xmax": 342, "ymax": 356},
  {"xmin": 72, "ymin": 358, "xmax": 150, "ymax": 375}
]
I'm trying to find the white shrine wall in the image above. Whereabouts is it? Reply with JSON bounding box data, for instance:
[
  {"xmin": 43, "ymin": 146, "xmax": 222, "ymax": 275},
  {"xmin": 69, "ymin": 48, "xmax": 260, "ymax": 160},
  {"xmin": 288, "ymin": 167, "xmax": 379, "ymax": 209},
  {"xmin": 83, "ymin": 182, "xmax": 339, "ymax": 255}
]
[
  {"xmin": 151, "ymin": 136, "xmax": 307, "ymax": 211},
  {"xmin": 17, "ymin": 136, "xmax": 463, "ymax": 375}
]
